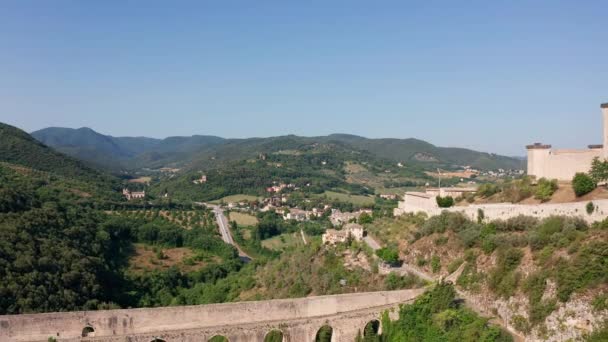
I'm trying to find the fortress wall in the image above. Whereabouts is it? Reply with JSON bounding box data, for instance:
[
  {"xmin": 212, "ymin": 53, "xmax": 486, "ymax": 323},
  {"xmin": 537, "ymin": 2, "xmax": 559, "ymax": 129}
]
[
  {"xmin": 396, "ymin": 197, "xmax": 608, "ymax": 223},
  {"xmin": 527, "ymin": 149, "xmax": 600, "ymax": 181},
  {"xmin": 394, "ymin": 193, "xmax": 437, "ymax": 216},
  {"xmin": 0, "ymin": 289, "xmax": 424, "ymax": 342}
]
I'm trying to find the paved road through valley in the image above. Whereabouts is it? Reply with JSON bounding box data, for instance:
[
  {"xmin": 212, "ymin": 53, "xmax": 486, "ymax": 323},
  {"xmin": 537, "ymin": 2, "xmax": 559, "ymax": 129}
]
[{"xmin": 199, "ymin": 203, "xmax": 251, "ymax": 262}]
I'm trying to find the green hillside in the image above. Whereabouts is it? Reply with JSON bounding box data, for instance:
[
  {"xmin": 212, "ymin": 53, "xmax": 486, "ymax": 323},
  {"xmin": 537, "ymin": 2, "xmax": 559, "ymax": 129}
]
[
  {"xmin": 1, "ymin": 123, "xmax": 115, "ymax": 182},
  {"xmin": 31, "ymin": 127, "xmax": 524, "ymax": 172}
]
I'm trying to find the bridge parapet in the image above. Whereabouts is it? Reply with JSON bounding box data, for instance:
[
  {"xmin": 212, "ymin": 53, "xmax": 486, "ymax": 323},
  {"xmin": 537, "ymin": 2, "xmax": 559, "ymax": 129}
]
[{"xmin": 0, "ymin": 289, "xmax": 425, "ymax": 342}]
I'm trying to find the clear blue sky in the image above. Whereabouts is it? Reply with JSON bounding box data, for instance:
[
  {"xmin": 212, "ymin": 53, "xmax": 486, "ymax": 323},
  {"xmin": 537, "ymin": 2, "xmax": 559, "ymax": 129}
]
[{"xmin": 1, "ymin": 1, "xmax": 606, "ymax": 156}]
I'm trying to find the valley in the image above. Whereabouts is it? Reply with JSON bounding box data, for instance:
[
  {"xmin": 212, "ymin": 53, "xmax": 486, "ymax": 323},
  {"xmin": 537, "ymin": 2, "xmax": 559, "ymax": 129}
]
[{"xmin": 0, "ymin": 121, "xmax": 605, "ymax": 342}]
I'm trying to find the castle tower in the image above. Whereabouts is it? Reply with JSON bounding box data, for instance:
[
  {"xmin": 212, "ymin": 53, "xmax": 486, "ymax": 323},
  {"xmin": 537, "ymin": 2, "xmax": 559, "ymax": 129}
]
[
  {"xmin": 602, "ymin": 103, "xmax": 608, "ymax": 159},
  {"xmin": 526, "ymin": 143, "xmax": 551, "ymax": 179}
]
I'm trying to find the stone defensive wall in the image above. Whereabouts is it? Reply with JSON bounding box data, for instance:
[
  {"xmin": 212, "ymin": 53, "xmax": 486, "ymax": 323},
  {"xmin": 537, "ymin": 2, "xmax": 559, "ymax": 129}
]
[
  {"xmin": 0, "ymin": 289, "xmax": 425, "ymax": 342},
  {"xmin": 395, "ymin": 195, "xmax": 608, "ymax": 223},
  {"xmin": 526, "ymin": 145, "xmax": 601, "ymax": 181}
]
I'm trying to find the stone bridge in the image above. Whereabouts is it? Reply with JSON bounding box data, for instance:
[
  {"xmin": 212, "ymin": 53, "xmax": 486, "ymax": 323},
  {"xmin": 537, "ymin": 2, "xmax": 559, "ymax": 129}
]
[{"xmin": 0, "ymin": 288, "xmax": 426, "ymax": 342}]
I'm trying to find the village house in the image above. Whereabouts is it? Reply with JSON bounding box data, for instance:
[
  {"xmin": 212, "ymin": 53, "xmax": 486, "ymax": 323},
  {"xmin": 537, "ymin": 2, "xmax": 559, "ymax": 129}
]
[
  {"xmin": 283, "ymin": 208, "xmax": 309, "ymax": 221},
  {"xmin": 322, "ymin": 223, "xmax": 365, "ymax": 245},
  {"xmin": 379, "ymin": 194, "xmax": 399, "ymax": 200},
  {"xmin": 122, "ymin": 188, "xmax": 145, "ymax": 201},
  {"xmin": 193, "ymin": 174, "xmax": 207, "ymax": 184},
  {"xmin": 310, "ymin": 207, "xmax": 327, "ymax": 218},
  {"xmin": 329, "ymin": 209, "xmax": 373, "ymax": 226}
]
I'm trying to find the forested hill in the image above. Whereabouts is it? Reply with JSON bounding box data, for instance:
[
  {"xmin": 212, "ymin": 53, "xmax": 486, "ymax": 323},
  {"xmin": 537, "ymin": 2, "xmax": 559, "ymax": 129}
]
[
  {"xmin": 31, "ymin": 126, "xmax": 524, "ymax": 171},
  {"xmin": 0, "ymin": 122, "xmax": 120, "ymax": 200}
]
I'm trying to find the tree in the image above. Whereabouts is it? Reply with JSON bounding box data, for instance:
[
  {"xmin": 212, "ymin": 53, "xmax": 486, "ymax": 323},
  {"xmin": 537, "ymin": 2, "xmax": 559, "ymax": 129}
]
[
  {"xmin": 358, "ymin": 212, "xmax": 373, "ymax": 224},
  {"xmin": 587, "ymin": 202, "xmax": 595, "ymax": 215},
  {"xmin": 376, "ymin": 247, "xmax": 400, "ymax": 265},
  {"xmin": 572, "ymin": 173, "xmax": 596, "ymax": 197},
  {"xmin": 534, "ymin": 178, "xmax": 558, "ymax": 202},
  {"xmin": 590, "ymin": 157, "xmax": 608, "ymax": 183},
  {"xmin": 436, "ymin": 196, "xmax": 454, "ymax": 208}
]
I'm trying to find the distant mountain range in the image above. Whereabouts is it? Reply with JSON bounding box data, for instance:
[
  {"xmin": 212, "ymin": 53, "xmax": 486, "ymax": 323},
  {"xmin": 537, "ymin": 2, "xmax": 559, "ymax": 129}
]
[{"xmin": 30, "ymin": 126, "xmax": 525, "ymax": 172}]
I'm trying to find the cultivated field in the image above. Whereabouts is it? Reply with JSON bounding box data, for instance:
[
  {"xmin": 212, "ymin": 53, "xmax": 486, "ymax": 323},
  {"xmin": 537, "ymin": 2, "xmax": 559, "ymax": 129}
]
[
  {"xmin": 228, "ymin": 212, "xmax": 259, "ymax": 226},
  {"xmin": 321, "ymin": 190, "xmax": 375, "ymax": 206},
  {"xmin": 261, "ymin": 232, "xmax": 305, "ymax": 251}
]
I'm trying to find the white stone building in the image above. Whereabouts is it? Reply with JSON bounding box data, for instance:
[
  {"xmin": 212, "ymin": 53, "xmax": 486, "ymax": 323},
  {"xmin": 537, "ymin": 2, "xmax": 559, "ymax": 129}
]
[
  {"xmin": 122, "ymin": 189, "xmax": 145, "ymax": 200},
  {"xmin": 527, "ymin": 103, "xmax": 608, "ymax": 181},
  {"xmin": 322, "ymin": 223, "xmax": 365, "ymax": 245}
]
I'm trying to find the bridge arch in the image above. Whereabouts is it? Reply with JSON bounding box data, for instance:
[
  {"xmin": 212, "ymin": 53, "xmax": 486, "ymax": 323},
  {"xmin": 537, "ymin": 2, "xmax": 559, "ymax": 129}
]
[
  {"xmin": 363, "ymin": 319, "xmax": 381, "ymax": 338},
  {"xmin": 264, "ymin": 329, "xmax": 284, "ymax": 342},
  {"xmin": 81, "ymin": 326, "xmax": 95, "ymax": 337},
  {"xmin": 150, "ymin": 339, "xmax": 165, "ymax": 342},
  {"xmin": 314, "ymin": 324, "xmax": 333, "ymax": 342}
]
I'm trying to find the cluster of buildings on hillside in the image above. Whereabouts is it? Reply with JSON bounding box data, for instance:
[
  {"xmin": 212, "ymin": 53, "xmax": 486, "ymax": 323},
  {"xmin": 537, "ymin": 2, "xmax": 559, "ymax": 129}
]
[
  {"xmin": 266, "ymin": 182, "xmax": 296, "ymax": 193},
  {"xmin": 322, "ymin": 223, "xmax": 365, "ymax": 245},
  {"xmin": 329, "ymin": 209, "xmax": 373, "ymax": 226}
]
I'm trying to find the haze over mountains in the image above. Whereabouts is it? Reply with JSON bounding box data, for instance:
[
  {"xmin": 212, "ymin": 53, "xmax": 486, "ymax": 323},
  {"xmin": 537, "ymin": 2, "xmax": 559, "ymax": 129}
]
[{"xmin": 31, "ymin": 126, "xmax": 525, "ymax": 172}]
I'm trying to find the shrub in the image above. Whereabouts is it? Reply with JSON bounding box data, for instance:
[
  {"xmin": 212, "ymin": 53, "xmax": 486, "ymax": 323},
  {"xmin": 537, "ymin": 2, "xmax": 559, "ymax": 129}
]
[
  {"xmin": 534, "ymin": 178, "xmax": 558, "ymax": 202},
  {"xmin": 456, "ymin": 263, "xmax": 484, "ymax": 292},
  {"xmin": 447, "ymin": 258, "xmax": 463, "ymax": 273},
  {"xmin": 587, "ymin": 201, "xmax": 595, "ymax": 215},
  {"xmin": 502, "ymin": 177, "xmax": 533, "ymax": 202},
  {"xmin": 458, "ymin": 224, "xmax": 482, "ymax": 248},
  {"xmin": 489, "ymin": 248, "xmax": 523, "ymax": 298},
  {"xmin": 592, "ymin": 294, "xmax": 608, "ymax": 312},
  {"xmin": 493, "ymin": 215, "xmax": 538, "ymax": 232},
  {"xmin": 431, "ymin": 255, "xmax": 441, "ymax": 273},
  {"xmin": 477, "ymin": 208, "xmax": 485, "ymax": 223},
  {"xmin": 436, "ymin": 196, "xmax": 454, "ymax": 208},
  {"xmin": 434, "ymin": 235, "xmax": 449, "ymax": 245},
  {"xmin": 511, "ymin": 315, "xmax": 531, "ymax": 334},
  {"xmin": 358, "ymin": 212, "xmax": 373, "ymax": 224},
  {"xmin": 416, "ymin": 256, "xmax": 427, "ymax": 267},
  {"xmin": 477, "ymin": 183, "xmax": 500, "ymax": 197},
  {"xmin": 376, "ymin": 247, "xmax": 400, "ymax": 265},
  {"xmin": 572, "ymin": 173, "xmax": 596, "ymax": 197}
]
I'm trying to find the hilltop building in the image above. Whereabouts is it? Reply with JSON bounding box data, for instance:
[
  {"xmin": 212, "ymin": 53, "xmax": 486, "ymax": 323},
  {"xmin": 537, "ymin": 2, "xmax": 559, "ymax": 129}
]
[
  {"xmin": 526, "ymin": 103, "xmax": 608, "ymax": 181},
  {"xmin": 122, "ymin": 189, "xmax": 145, "ymax": 200}
]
